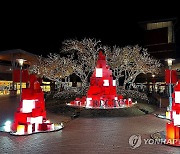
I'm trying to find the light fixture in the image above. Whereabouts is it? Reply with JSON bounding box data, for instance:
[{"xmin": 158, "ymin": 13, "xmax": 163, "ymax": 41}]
[
  {"xmin": 152, "ymin": 74, "xmax": 155, "ymax": 78},
  {"xmin": 5, "ymin": 120, "xmax": 11, "ymax": 126},
  {"xmin": 165, "ymin": 58, "xmax": 175, "ymax": 112},
  {"xmin": 16, "ymin": 58, "xmax": 26, "ymax": 101},
  {"xmin": 16, "ymin": 58, "xmax": 26, "ymax": 66},
  {"xmin": 4, "ymin": 120, "xmax": 11, "ymax": 132},
  {"xmin": 166, "ymin": 58, "xmax": 175, "ymax": 67}
]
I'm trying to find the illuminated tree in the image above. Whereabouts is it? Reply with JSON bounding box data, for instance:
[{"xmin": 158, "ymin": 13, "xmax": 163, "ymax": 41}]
[
  {"xmin": 30, "ymin": 38, "xmax": 161, "ymax": 95},
  {"xmin": 29, "ymin": 53, "xmax": 74, "ymax": 83},
  {"xmin": 103, "ymin": 45, "xmax": 124, "ymax": 86},
  {"xmin": 62, "ymin": 38, "xmax": 101, "ymax": 90},
  {"xmin": 62, "ymin": 39, "xmax": 161, "ymax": 90},
  {"xmin": 105, "ymin": 45, "xmax": 161, "ymax": 89}
]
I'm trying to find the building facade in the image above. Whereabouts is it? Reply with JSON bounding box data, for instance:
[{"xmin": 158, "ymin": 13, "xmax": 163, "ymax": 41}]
[
  {"xmin": 138, "ymin": 17, "xmax": 178, "ymax": 95},
  {"xmin": 0, "ymin": 49, "xmax": 49, "ymax": 95}
]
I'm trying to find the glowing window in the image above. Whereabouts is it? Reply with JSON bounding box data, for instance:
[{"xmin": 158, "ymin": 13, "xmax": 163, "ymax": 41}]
[
  {"xmin": 96, "ymin": 68, "xmax": 103, "ymax": 77},
  {"xmin": 175, "ymin": 92, "xmax": 180, "ymax": 103},
  {"xmin": 103, "ymin": 80, "xmax": 109, "ymax": 86}
]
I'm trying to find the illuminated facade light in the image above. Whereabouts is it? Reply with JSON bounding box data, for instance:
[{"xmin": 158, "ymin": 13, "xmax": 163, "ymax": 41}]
[
  {"xmin": 16, "ymin": 59, "xmax": 26, "ymax": 66},
  {"xmin": 167, "ymin": 59, "xmax": 174, "ymax": 66},
  {"xmin": 5, "ymin": 121, "xmax": 11, "ymax": 126},
  {"xmin": 4, "ymin": 121, "xmax": 11, "ymax": 132}
]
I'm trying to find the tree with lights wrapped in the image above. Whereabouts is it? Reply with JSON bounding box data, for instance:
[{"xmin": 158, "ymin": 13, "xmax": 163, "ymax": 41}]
[
  {"xmin": 105, "ymin": 45, "xmax": 161, "ymax": 89},
  {"xmin": 30, "ymin": 38, "xmax": 161, "ymax": 100},
  {"xmin": 62, "ymin": 39, "xmax": 161, "ymax": 90},
  {"xmin": 30, "ymin": 53, "xmax": 74, "ymax": 81},
  {"xmin": 103, "ymin": 45, "xmax": 124, "ymax": 87},
  {"xmin": 62, "ymin": 38, "xmax": 101, "ymax": 92},
  {"xmin": 29, "ymin": 53, "xmax": 74, "ymax": 92}
]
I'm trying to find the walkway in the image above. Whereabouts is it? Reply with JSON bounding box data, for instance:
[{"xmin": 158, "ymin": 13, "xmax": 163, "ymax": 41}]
[{"xmin": 0, "ymin": 96, "xmax": 179, "ymax": 153}]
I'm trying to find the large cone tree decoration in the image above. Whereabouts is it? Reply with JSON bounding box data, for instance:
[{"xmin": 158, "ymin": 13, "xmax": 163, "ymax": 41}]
[{"xmin": 68, "ymin": 50, "xmax": 134, "ymax": 109}]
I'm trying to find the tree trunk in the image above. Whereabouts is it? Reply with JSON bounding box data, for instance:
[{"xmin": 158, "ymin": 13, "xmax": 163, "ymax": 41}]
[
  {"xmin": 81, "ymin": 79, "xmax": 89, "ymax": 94},
  {"xmin": 116, "ymin": 78, "xmax": 119, "ymax": 86},
  {"xmin": 123, "ymin": 82, "xmax": 126, "ymax": 90},
  {"xmin": 129, "ymin": 77, "xmax": 136, "ymax": 90}
]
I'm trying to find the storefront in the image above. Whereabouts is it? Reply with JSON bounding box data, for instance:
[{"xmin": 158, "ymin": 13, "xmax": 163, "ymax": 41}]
[
  {"xmin": 42, "ymin": 81, "xmax": 51, "ymax": 92},
  {"xmin": 0, "ymin": 80, "xmax": 52, "ymax": 95},
  {"xmin": 0, "ymin": 80, "xmax": 27, "ymax": 95}
]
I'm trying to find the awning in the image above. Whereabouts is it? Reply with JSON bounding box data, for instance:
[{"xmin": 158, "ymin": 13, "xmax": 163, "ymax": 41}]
[{"xmin": 0, "ymin": 49, "xmax": 38, "ymax": 65}]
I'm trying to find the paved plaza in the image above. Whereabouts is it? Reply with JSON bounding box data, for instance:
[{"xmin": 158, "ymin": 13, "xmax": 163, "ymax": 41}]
[{"xmin": 0, "ymin": 96, "xmax": 179, "ymax": 154}]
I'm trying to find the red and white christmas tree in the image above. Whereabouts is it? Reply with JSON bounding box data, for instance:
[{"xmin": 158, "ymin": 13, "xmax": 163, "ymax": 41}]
[
  {"xmin": 68, "ymin": 50, "xmax": 133, "ymax": 109},
  {"xmin": 11, "ymin": 74, "xmax": 63, "ymax": 135},
  {"xmin": 166, "ymin": 80, "xmax": 180, "ymax": 146}
]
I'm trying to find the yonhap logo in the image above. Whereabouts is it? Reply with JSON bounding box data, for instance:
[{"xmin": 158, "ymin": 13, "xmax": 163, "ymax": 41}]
[{"xmin": 129, "ymin": 134, "xmax": 142, "ymax": 149}]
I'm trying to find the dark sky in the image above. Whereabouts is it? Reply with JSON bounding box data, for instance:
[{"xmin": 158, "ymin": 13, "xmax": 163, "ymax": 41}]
[
  {"xmin": 0, "ymin": 4, "xmax": 179, "ymax": 56},
  {"xmin": 0, "ymin": 16, "xmax": 142, "ymax": 55}
]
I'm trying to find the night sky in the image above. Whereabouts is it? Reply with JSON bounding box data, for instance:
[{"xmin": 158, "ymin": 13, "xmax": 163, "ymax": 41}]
[
  {"xmin": 0, "ymin": 17, "xmax": 142, "ymax": 55},
  {"xmin": 0, "ymin": 4, "xmax": 179, "ymax": 57}
]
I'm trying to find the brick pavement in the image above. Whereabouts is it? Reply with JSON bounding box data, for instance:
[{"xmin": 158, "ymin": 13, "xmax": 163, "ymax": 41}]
[{"xmin": 0, "ymin": 96, "xmax": 179, "ymax": 154}]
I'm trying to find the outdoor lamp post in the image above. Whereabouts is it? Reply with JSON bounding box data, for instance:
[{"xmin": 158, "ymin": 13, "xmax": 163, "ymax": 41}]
[
  {"xmin": 16, "ymin": 59, "xmax": 26, "ymax": 101},
  {"xmin": 166, "ymin": 58, "xmax": 174, "ymax": 111},
  {"xmin": 152, "ymin": 74, "xmax": 155, "ymax": 93}
]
